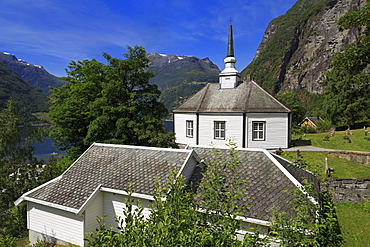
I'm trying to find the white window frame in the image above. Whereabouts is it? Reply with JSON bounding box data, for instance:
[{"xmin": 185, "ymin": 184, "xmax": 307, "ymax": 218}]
[
  {"xmin": 186, "ymin": 120, "xmax": 194, "ymax": 138},
  {"xmin": 214, "ymin": 121, "xmax": 225, "ymax": 140},
  {"xmin": 252, "ymin": 122, "xmax": 265, "ymax": 141}
]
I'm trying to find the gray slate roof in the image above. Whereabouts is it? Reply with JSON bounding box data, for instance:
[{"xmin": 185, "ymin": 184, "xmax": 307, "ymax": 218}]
[
  {"xmin": 173, "ymin": 81, "xmax": 291, "ymax": 113},
  {"xmin": 19, "ymin": 143, "xmax": 316, "ymax": 223},
  {"xmin": 190, "ymin": 147, "xmax": 299, "ymax": 221},
  {"xmin": 26, "ymin": 143, "xmax": 194, "ymax": 210}
]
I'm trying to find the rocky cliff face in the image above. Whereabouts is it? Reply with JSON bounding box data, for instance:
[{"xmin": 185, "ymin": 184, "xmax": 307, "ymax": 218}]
[{"xmin": 242, "ymin": 0, "xmax": 365, "ymax": 94}]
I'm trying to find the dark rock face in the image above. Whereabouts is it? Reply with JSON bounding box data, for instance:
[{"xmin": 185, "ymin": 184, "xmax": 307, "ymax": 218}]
[
  {"xmin": 243, "ymin": 0, "xmax": 366, "ymax": 94},
  {"xmin": 0, "ymin": 52, "xmax": 66, "ymax": 94}
]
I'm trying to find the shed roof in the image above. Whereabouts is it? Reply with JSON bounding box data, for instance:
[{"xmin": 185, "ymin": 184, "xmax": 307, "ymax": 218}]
[
  {"xmin": 173, "ymin": 81, "xmax": 291, "ymax": 113},
  {"xmin": 19, "ymin": 143, "xmax": 196, "ymax": 210},
  {"xmin": 16, "ymin": 143, "xmax": 318, "ymax": 223},
  {"xmin": 189, "ymin": 147, "xmax": 306, "ymax": 221}
]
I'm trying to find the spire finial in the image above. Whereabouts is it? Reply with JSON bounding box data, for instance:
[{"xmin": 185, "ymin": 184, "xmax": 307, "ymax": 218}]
[
  {"xmin": 229, "ymin": 18, "xmax": 233, "ymax": 25},
  {"xmin": 227, "ymin": 20, "xmax": 234, "ymax": 57}
]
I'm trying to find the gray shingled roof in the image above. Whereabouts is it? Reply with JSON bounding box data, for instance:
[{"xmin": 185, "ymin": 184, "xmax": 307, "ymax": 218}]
[
  {"xmin": 173, "ymin": 81, "xmax": 291, "ymax": 113},
  {"xmin": 26, "ymin": 143, "xmax": 194, "ymax": 210},
  {"xmin": 190, "ymin": 147, "xmax": 299, "ymax": 221},
  {"xmin": 20, "ymin": 143, "xmax": 313, "ymax": 223}
]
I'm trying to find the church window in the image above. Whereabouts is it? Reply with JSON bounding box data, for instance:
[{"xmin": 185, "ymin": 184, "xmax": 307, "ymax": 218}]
[
  {"xmin": 186, "ymin": 120, "xmax": 193, "ymax": 138},
  {"xmin": 214, "ymin": 121, "xmax": 225, "ymax": 139},
  {"xmin": 252, "ymin": 122, "xmax": 265, "ymax": 141}
]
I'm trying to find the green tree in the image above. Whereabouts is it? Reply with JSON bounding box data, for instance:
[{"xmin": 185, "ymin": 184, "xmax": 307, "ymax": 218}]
[
  {"xmin": 86, "ymin": 143, "xmax": 267, "ymax": 246},
  {"xmin": 49, "ymin": 46, "xmax": 176, "ymax": 157},
  {"xmin": 270, "ymin": 182, "xmax": 344, "ymax": 246},
  {"xmin": 0, "ymin": 101, "xmax": 45, "ymax": 238},
  {"xmin": 322, "ymin": 0, "xmax": 370, "ymax": 128},
  {"xmin": 276, "ymin": 90, "xmax": 306, "ymax": 126}
]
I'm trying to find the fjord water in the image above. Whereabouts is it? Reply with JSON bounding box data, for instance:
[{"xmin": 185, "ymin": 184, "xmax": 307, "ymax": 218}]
[{"xmin": 33, "ymin": 120, "xmax": 174, "ymax": 161}]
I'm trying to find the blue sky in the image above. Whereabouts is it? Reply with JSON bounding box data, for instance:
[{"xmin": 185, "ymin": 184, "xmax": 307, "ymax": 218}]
[{"xmin": 0, "ymin": 0, "xmax": 297, "ymax": 77}]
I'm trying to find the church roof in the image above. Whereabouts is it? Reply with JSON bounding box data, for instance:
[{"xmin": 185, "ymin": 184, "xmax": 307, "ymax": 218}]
[{"xmin": 173, "ymin": 81, "xmax": 291, "ymax": 113}]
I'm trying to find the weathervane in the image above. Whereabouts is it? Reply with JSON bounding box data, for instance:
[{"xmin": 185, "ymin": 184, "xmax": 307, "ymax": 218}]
[{"xmin": 229, "ymin": 18, "xmax": 233, "ymax": 25}]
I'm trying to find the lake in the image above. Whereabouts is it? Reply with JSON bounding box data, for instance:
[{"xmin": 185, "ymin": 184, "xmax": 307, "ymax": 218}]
[{"xmin": 33, "ymin": 120, "xmax": 174, "ymax": 161}]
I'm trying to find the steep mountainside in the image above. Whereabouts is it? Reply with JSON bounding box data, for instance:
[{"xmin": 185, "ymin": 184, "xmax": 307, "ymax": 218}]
[
  {"xmin": 0, "ymin": 61, "xmax": 48, "ymax": 114},
  {"xmin": 0, "ymin": 52, "xmax": 66, "ymax": 95},
  {"xmin": 242, "ymin": 0, "xmax": 365, "ymax": 94},
  {"xmin": 146, "ymin": 53, "xmax": 220, "ymax": 112}
]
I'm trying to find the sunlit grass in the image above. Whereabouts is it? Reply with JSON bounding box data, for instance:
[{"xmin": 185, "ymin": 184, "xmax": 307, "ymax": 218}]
[
  {"xmin": 336, "ymin": 202, "xmax": 370, "ymax": 247},
  {"xmin": 279, "ymin": 151, "xmax": 370, "ymax": 178},
  {"xmin": 293, "ymin": 129, "xmax": 370, "ymax": 152}
]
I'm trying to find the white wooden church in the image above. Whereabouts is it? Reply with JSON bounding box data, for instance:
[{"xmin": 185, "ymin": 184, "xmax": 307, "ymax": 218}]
[
  {"xmin": 173, "ymin": 24, "xmax": 292, "ymax": 149},
  {"xmin": 15, "ymin": 25, "xmax": 306, "ymax": 247}
]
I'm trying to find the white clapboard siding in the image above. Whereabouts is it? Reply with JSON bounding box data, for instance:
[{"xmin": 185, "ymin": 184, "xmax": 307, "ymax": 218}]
[
  {"xmin": 246, "ymin": 113, "xmax": 289, "ymax": 149},
  {"xmin": 174, "ymin": 113, "xmax": 197, "ymax": 146},
  {"xmin": 84, "ymin": 191, "xmax": 104, "ymax": 234},
  {"xmin": 198, "ymin": 114, "xmax": 243, "ymax": 148},
  {"xmin": 103, "ymin": 192, "xmax": 152, "ymax": 231},
  {"xmin": 27, "ymin": 202, "xmax": 84, "ymax": 246}
]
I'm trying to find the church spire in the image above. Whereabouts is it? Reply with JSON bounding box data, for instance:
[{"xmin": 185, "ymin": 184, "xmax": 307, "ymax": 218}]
[
  {"xmin": 219, "ymin": 22, "xmax": 240, "ymax": 89},
  {"xmin": 227, "ymin": 23, "xmax": 234, "ymax": 57}
]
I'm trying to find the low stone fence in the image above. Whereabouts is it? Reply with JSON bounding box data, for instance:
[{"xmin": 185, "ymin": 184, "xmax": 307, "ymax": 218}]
[
  {"xmin": 324, "ymin": 177, "xmax": 370, "ymax": 203},
  {"xmin": 328, "ymin": 151, "xmax": 370, "ymax": 167}
]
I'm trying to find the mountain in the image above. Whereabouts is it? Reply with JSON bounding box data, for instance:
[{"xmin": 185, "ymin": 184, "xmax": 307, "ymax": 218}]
[
  {"xmin": 0, "ymin": 61, "xmax": 48, "ymax": 117},
  {"xmin": 146, "ymin": 53, "xmax": 220, "ymax": 112},
  {"xmin": 241, "ymin": 0, "xmax": 365, "ymax": 95},
  {"xmin": 0, "ymin": 52, "xmax": 66, "ymax": 95}
]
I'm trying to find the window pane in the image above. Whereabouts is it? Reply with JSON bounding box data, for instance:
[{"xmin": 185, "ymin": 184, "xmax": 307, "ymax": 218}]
[{"xmin": 214, "ymin": 121, "xmax": 225, "ymax": 139}]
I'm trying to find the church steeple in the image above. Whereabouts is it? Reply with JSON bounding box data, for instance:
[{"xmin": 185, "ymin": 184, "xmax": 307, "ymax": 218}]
[
  {"xmin": 219, "ymin": 23, "xmax": 240, "ymax": 89},
  {"xmin": 227, "ymin": 24, "xmax": 234, "ymax": 57}
]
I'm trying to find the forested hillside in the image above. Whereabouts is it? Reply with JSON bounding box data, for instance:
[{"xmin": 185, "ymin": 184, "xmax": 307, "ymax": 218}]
[
  {"xmin": 146, "ymin": 53, "xmax": 220, "ymax": 112},
  {"xmin": 0, "ymin": 52, "xmax": 66, "ymax": 95},
  {"xmin": 0, "ymin": 61, "xmax": 48, "ymax": 119}
]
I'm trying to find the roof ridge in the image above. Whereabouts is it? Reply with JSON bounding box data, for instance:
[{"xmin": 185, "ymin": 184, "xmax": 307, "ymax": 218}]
[
  {"xmin": 93, "ymin": 142, "xmax": 192, "ymax": 153},
  {"xmin": 195, "ymin": 83, "xmax": 211, "ymax": 112},
  {"xmin": 243, "ymin": 81, "xmax": 253, "ymax": 112}
]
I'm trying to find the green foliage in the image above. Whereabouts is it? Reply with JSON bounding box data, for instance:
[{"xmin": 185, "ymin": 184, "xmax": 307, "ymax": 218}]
[
  {"xmin": 86, "ymin": 143, "xmax": 269, "ymax": 246},
  {"xmin": 322, "ymin": 1, "xmax": 370, "ymax": 127},
  {"xmin": 276, "ymin": 90, "xmax": 306, "ymax": 125},
  {"xmin": 270, "ymin": 181, "xmax": 344, "ymax": 246},
  {"xmin": 0, "ymin": 228, "xmax": 17, "ymax": 247},
  {"xmin": 0, "ymin": 101, "xmax": 46, "ymax": 238},
  {"xmin": 196, "ymin": 141, "xmax": 250, "ymax": 245},
  {"xmin": 49, "ymin": 46, "xmax": 176, "ymax": 156}
]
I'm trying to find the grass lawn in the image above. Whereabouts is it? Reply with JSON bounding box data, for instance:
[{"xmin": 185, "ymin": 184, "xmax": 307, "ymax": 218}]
[
  {"xmin": 293, "ymin": 128, "xmax": 370, "ymax": 152},
  {"xmin": 278, "ymin": 151, "xmax": 370, "ymax": 178},
  {"xmin": 336, "ymin": 202, "xmax": 370, "ymax": 247}
]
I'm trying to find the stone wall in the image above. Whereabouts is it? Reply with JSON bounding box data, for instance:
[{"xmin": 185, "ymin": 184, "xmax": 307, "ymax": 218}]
[
  {"xmin": 328, "ymin": 151, "xmax": 370, "ymax": 167},
  {"xmin": 324, "ymin": 177, "xmax": 370, "ymax": 203}
]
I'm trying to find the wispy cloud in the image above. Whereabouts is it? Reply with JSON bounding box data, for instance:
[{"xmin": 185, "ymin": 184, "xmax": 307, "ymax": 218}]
[{"xmin": 0, "ymin": 0, "xmax": 297, "ymax": 76}]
